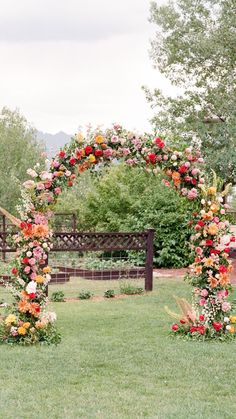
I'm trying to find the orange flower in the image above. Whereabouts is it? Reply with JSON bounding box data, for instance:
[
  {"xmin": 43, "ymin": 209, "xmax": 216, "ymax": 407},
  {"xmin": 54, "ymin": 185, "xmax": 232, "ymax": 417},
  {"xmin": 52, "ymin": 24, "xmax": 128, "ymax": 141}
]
[
  {"xmin": 18, "ymin": 300, "xmax": 30, "ymax": 313},
  {"xmin": 166, "ymin": 169, "xmax": 172, "ymax": 177},
  {"xmin": 76, "ymin": 148, "xmax": 85, "ymax": 159},
  {"xmin": 22, "ymin": 226, "xmax": 34, "ymax": 238},
  {"xmin": 208, "ymin": 223, "xmax": 218, "ymax": 235},
  {"xmin": 33, "ymin": 224, "xmax": 49, "ymax": 238},
  {"xmin": 210, "ymin": 204, "xmax": 219, "ymax": 213},
  {"xmin": 208, "ymin": 276, "xmax": 218, "ymax": 288},
  {"xmin": 78, "ymin": 162, "xmax": 89, "ymax": 173},
  {"xmin": 202, "ymin": 211, "xmax": 213, "ymax": 221},
  {"xmin": 219, "ymin": 273, "xmax": 230, "ymax": 286},
  {"xmin": 21, "ymin": 290, "xmax": 30, "ymax": 299},
  {"xmin": 35, "ymin": 320, "xmax": 47, "ymax": 329},
  {"xmin": 228, "ymin": 325, "xmax": 235, "ymax": 333},
  {"xmin": 23, "ymin": 322, "xmax": 31, "ymax": 329},
  {"xmin": 43, "ymin": 266, "xmax": 51, "ymax": 274},
  {"xmin": 18, "ymin": 326, "xmax": 27, "ymax": 335},
  {"xmin": 172, "ymin": 171, "xmax": 181, "ymax": 187},
  {"xmin": 208, "ymin": 187, "xmax": 217, "ymax": 195},
  {"xmin": 28, "ymin": 302, "xmax": 40, "ymax": 317},
  {"xmin": 194, "ymin": 265, "xmax": 202, "ymax": 274},
  {"xmin": 204, "ymin": 257, "xmax": 214, "ymax": 267},
  {"xmin": 95, "ymin": 135, "xmax": 105, "ymax": 144}
]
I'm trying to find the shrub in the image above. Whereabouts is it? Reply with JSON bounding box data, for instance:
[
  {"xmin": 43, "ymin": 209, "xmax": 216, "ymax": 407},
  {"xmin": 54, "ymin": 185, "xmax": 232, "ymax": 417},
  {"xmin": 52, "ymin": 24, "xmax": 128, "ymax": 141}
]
[
  {"xmin": 50, "ymin": 291, "xmax": 65, "ymax": 302},
  {"xmin": 104, "ymin": 289, "xmax": 115, "ymax": 298},
  {"xmin": 78, "ymin": 290, "xmax": 93, "ymax": 300},
  {"xmin": 120, "ymin": 282, "xmax": 144, "ymax": 295}
]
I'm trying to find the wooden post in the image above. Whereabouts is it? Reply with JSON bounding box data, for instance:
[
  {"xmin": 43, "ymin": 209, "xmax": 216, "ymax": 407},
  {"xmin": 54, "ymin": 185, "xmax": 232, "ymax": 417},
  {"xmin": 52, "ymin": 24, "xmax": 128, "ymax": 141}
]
[
  {"xmin": 145, "ymin": 229, "xmax": 155, "ymax": 291},
  {"xmin": 2, "ymin": 215, "xmax": 6, "ymax": 261},
  {"xmin": 72, "ymin": 213, "xmax": 77, "ymax": 232}
]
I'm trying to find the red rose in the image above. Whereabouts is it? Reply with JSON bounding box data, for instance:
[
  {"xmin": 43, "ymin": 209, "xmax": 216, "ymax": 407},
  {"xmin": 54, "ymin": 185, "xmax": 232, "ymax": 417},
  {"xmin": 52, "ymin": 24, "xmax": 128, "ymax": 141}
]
[
  {"xmin": 35, "ymin": 306, "xmax": 41, "ymax": 313},
  {"xmin": 224, "ymin": 248, "xmax": 230, "ymax": 253},
  {"xmin": 219, "ymin": 265, "xmax": 227, "ymax": 273},
  {"xmin": 199, "ymin": 315, "xmax": 205, "ymax": 322},
  {"xmin": 197, "ymin": 220, "xmax": 205, "ymax": 227},
  {"xmin": 205, "ymin": 240, "xmax": 213, "ymax": 246},
  {"xmin": 178, "ymin": 165, "xmax": 188, "ymax": 174},
  {"xmin": 11, "ymin": 267, "xmax": 18, "ymax": 275},
  {"xmin": 197, "ymin": 325, "xmax": 206, "ymax": 335},
  {"xmin": 20, "ymin": 221, "xmax": 27, "ymax": 229},
  {"xmin": 95, "ymin": 149, "xmax": 103, "ymax": 157},
  {"xmin": 68, "ymin": 181, "xmax": 73, "ymax": 187},
  {"xmin": 85, "ymin": 146, "xmax": 93, "ymax": 155},
  {"xmin": 191, "ymin": 178, "xmax": 197, "ymax": 185},
  {"xmin": 171, "ymin": 323, "xmax": 179, "ymax": 331},
  {"xmin": 210, "ymin": 249, "xmax": 220, "ymax": 255},
  {"xmin": 59, "ymin": 150, "xmax": 66, "ymax": 158},
  {"xmin": 213, "ymin": 322, "xmax": 223, "ymax": 331},
  {"xmin": 154, "ymin": 137, "xmax": 165, "ymax": 148},
  {"xmin": 230, "ymin": 236, "xmax": 236, "ymax": 242},
  {"xmin": 148, "ymin": 153, "xmax": 157, "ymax": 164},
  {"xmin": 29, "ymin": 293, "xmax": 36, "ymax": 299},
  {"xmin": 69, "ymin": 157, "xmax": 76, "ymax": 165},
  {"xmin": 190, "ymin": 326, "xmax": 198, "ymax": 333},
  {"xmin": 180, "ymin": 319, "xmax": 186, "ymax": 324},
  {"xmin": 22, "ymin": 257, "xmax": 29, "ymax": 265}
]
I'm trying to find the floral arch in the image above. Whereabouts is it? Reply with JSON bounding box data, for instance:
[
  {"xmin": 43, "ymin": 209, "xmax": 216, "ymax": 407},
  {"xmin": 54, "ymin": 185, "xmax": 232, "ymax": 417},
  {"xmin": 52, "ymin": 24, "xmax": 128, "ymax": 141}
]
[{"xmin": 0, "ymin": 124, "xmax": 235, "ymax": 344}]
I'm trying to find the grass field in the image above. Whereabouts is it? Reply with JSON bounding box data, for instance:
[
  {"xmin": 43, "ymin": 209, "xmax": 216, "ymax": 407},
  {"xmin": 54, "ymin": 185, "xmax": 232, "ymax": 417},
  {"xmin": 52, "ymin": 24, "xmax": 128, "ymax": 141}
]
[{"xmin": 0, "ymin": 277, "xmax": 236, "ymax": 419}]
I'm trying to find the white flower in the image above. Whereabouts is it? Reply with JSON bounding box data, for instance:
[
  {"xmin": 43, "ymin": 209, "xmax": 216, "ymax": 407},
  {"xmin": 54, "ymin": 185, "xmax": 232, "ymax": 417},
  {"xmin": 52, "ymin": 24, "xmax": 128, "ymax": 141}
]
[
  {"xmin": 42, "ymin": 243, "xmax": 48, "ymax": 249},
  {"xmin": 17, "ymin": 278, "xmax": 25, "ymax": 286},
  {"xmin": 26, "ymin": 281, "xmax": 37, "ymax": 294},
  {"xmin": 26, "ymin": 251, "xmax": 32, "ymax": 257},
  {"xmin": 226, "ymin": 325, "xmax": 232, "ymax": 331},
  {"xmin": 171, "ymin": 155, "xmax": 177, "ymax": 161},
  {"xmin": 23, "ymin": 180, "xmax": 35, "ymax": 189},
  {"xmin": 27, "ymin": 168, "xmax": 38, "ymax": 178},
  {"xmin": 201, "ymin": 199, "xmax": 205, "ymax": 205},
  {"xmin": 224, "ymin": 317, "xmax": 230, "ymax": 323},
  {"xmin": 46, "ymin": 311, "xmax": 57, "ymax": 323}
]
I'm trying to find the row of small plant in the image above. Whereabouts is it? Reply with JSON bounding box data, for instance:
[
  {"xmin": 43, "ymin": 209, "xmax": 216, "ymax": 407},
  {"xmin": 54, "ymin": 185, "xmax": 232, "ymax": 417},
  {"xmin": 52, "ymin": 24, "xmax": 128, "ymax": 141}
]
[{"xmin": 50, "ymin": 283, "xmax": 144, "ymax": 302}]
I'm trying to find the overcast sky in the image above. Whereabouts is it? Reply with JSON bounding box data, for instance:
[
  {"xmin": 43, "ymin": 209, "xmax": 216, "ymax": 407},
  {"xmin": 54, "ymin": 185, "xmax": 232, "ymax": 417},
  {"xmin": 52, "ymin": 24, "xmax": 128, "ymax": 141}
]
[{"xmin": 0, "ymin": 0, "xmax": 171, "ymax": 134}]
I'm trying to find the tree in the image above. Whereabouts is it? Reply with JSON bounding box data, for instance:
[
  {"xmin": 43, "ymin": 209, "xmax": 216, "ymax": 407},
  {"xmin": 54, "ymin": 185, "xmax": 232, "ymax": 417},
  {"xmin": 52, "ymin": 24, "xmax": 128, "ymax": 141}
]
[
  {"xmin": 145, "ymin": 0, "xmax": 236, "ymax": 182},
  {"xmin": 0, "ymin": 107, "xmax": 45, "ymax": 214}
]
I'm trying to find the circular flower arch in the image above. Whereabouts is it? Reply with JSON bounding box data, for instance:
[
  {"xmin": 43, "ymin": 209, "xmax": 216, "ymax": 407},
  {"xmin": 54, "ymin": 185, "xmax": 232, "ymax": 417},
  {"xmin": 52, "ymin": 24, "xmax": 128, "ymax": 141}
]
[{"xmin": 0, "ymin": 124, "xmax": 235, "ymax": 344}]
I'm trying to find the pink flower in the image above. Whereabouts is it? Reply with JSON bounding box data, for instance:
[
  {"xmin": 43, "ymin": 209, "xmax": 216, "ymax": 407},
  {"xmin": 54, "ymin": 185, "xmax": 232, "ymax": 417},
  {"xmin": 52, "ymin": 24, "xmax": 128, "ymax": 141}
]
[
  {"xmin": 24, "ymin": 266, "xmax": 31, "ymax": 274},
  {"xmin": 51, "ymin": 160, "xmax": 60, "ymax": 168},
  {"xmin": 30, "ymin": 272, "xmax": 37, "ymax": 280},
  {"xmin": 191, "ymin": 168, "xmax": 200, "ymax": 176},
  {"xmin": 198, "ymin": 158, "xmax": 204, "ymax": 163},
  {"xmin": 163, "ymin": 155, "xmax": 168, "ymax": 161},
  {"xmin": 199, "ymin": 298, "xmax": 206, "ymax": 306},
  {"xmin": 36, "ymin": 183, "xmax": 45, "ymax": 190},
  {"xmin": 184, "ymin": 161, "xmax": 191, "ymax": 168},
  {"xmin": 54, "ymin": 187, "xmax": 62, "ymax": 195},
  {"xmin": 200, "ymin": 289, "xmax": 208, "ymax": 297},
  {"xmin": 195, "ymin": 247, "xmax": 203, "ymax": 255},
  {"xmin": 122, "ymin": 148, "xmax": 131, "ymax": 156},
  {"xmin": 29, "ymin": 258, "xmax": 36, "ymax": 266},
  {"xmin": 103, "ymin": 148, "xmax": 113, "ymax": 158},
  {"xmin": 181, "ymin": 188, "xmax": 188, "ymax": 196},
  {"xmin": 187, "ymin": 188, "xmax": 198, "ymax": 200},
  {"xmin": 222, "ymin": 302, "xmax": 231, "ymax": 312}
]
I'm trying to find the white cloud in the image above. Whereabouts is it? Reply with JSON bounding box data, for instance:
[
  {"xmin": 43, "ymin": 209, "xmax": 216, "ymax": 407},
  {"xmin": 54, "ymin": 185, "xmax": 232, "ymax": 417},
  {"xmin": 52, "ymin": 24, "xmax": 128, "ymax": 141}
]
[{"xmin": 0, "ymin": 0, "xmax": 172, "ymax": 134}]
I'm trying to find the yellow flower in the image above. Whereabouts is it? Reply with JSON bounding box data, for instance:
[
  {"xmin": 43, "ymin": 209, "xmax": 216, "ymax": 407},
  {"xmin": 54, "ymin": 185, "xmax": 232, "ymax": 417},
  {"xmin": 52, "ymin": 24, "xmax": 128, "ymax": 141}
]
[
  {"xmin": 230, "ymin": 316, "xmax": 236, "ymax": 324},
  {"xmin": 57, "ymin": 171, "xmax": 64, "ymax": 177},
  {"xmin": 35, "ymin": 275, "xmax": 45, "ymax": 284},
  {"xmin": 5, "ymin": 314, "xmax": 16, "ymax": 326},
  {"xmin": 228, "ymin": 325, "xmax": 235, "ymax": 333},
  {"xmin": 208, "ymin": 187, "xmax": 217, "ymax": 195},
  {"xmin": 88, "ymin": 154, "xmax": 96, "ymax": 163},
  {"xmin": 23, "ymin": 322, "xmax": 31, "ymax": 329},
  {"xmin": 95, "ymin": 135, "xmax": 104, "ymax": 144},
  {"xmin": 43, "ymin": 266, "xmax": 51, "ymax": 274},
  {"xmin": 208, "ymin": 223, "xmax": 218, "ymax": 235},
  {"xmin": 18, "ymin": 326, "xmax": 27, "ymax": 335},
  {"xmin": 76, "ymin": 133, "xmax": 84, "ymax": 143}
]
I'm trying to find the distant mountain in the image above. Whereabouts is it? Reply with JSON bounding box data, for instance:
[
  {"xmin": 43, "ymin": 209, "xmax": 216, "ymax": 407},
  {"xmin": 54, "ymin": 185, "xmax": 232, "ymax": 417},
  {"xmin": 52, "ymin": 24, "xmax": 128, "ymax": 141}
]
[{"xmin": 37, "ymin": 130, "xmax": 72, "ymax": 157}]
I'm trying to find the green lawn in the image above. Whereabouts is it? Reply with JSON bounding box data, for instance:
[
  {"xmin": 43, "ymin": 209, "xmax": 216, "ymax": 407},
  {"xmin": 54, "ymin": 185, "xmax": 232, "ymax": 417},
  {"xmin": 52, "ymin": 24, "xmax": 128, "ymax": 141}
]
[{"xmin": 0, "ymin": 277, "xmax": 236, "ymax": 419}]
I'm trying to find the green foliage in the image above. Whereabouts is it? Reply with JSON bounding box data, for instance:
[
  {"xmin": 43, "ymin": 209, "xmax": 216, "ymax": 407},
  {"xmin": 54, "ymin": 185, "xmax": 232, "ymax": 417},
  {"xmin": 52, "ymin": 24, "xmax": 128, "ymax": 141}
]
[
  {"xmin": 50, "ymin": 291, "xmax": 65, "ymax": 302},
  {"xmin": 119, "ymin": 282, "xmax": 144, "ymax": 295},
  {"xmin": 78, "ymin": 290, "xmax": 93, "ymax": 300},
  {"xmin": 145, "ymin": 0, "xmax": 236, "ymax": 183},
  {"xmin": 0, "ymin": 107, "xmax": 45, "ymax": 214},
  {"xmin": 56, "ymin": 164, "xmax": 196, "ymax": 267},
  {"xmin": 104, "ymin": 289, "xmax": 115, "ymax": 298}
]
